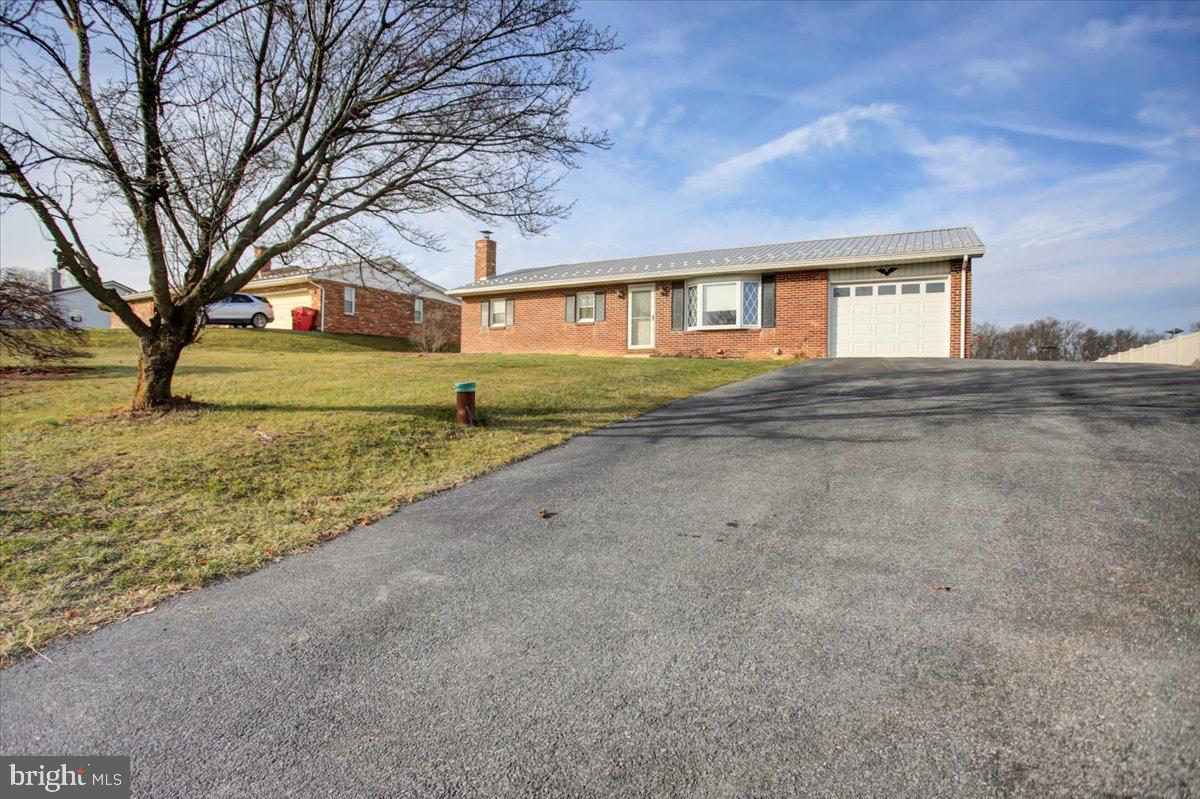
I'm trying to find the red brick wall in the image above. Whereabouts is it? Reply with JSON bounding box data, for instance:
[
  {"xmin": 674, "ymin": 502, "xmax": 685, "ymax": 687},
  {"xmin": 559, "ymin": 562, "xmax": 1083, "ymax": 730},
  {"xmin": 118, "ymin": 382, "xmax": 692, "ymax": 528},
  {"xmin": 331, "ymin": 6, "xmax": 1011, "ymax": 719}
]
[
  {"xmin": 315, "ymin": 280, "xmax": 459, "ymax": 345},
  {"xmin": 950, "ymin": 262, "xmax": 972, "ymax": 358},
  {"xmin": 459, "ymin": 282, "xmax": 630, "ymax": 355},
  {"xmin": 460, "ymin": 270, "xmax": 829, "ymax": 358},
  {"xmin": 112, "ymin": 299, "xmax": 155, "ymax": 328}
]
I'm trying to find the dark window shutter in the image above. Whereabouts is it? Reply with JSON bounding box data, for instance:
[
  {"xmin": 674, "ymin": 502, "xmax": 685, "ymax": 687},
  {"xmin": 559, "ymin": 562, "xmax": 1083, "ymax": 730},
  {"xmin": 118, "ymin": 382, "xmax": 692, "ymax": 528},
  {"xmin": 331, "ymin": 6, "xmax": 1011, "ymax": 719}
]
[
  {"xmin": 505, "ymin": 297, "xmax": 515, "ymax": 327},
  {"xmin": 480, "ymin": 301, "xmax": 488, "ymax": 327},
  {"xmin": 761, "ymin": 275, "xmax": 776, "ymax": 328},
  {"xmin": 595, "ymin": 292, "xmax": 605, "ymax": 322},
  {"xmin": 670, "ymin": 281, "xmax": 685, "ymax": 330},
  {"xmin": 565, "ymin": 294, "xmax": 576, "ymax": 323}
]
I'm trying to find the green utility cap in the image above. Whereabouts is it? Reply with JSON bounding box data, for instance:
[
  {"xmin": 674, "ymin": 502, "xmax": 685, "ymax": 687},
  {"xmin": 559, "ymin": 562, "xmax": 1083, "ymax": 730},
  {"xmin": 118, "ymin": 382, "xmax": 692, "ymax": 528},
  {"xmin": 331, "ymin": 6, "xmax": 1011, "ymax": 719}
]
[{"xmin": 454, "ymin": 381, "xmax": 477, "ymax": 393}]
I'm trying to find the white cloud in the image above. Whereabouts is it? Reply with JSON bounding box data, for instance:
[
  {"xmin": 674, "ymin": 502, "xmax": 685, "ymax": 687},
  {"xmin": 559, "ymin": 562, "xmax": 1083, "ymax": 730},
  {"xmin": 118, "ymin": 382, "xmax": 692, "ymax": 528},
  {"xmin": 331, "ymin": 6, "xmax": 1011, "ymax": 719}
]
[
  {"xmin": 682, "ymin": 104, "xmax": 898, "ymax": 193},
  {"xmin": 958, "ymin": 57, "xmax": 1034, "ymax": 93},
  {"xmin": 1135, "ymin": 89, "xmax": 1200, "ymax": 161},
  {"xmin": 1137, "ymin": 91, "xmax": 1192, "ymax": 131},
  {"xmin": 1068, "ymin": 14, "xmax": 1199, "ymax": 50},
  {"xmin": 925, "ymin": 112, "xmax": 1178, "ymax": 153},
  {"xmin": 908, "ymin": 135, "xmax": 1031, "ymax": 190},
  {"xmin": 992, "ymin": 163, "xmax": 1179, "ymax": 248}
]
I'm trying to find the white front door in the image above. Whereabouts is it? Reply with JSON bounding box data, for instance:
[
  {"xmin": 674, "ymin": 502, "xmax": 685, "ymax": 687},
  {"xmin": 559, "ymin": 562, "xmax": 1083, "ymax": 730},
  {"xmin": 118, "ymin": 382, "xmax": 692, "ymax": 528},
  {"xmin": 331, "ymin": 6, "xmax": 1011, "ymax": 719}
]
[
  {"xmin": 829, "ymin": 277, "xmax": 950, "ymax": 357},
  {"xmin": 628, "ymin": 284, "xmax": 655, "ymax": 349}
]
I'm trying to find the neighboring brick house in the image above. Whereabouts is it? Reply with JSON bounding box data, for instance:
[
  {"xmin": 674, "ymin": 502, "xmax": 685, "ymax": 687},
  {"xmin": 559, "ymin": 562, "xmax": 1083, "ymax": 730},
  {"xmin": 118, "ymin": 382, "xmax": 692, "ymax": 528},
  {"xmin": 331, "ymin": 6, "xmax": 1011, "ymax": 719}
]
[
  {"xmin": 114, "ymin": 258, "xmax": 461, "ymax": 345},
  {"xmin": 448, "ymin": 228, "xmax": 983, "ymax": 358}
]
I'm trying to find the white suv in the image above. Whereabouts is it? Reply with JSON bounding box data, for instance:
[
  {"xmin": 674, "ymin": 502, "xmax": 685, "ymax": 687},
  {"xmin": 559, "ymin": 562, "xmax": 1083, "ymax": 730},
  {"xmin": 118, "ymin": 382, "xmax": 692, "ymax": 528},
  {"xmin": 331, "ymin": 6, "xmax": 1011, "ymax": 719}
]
[{"xmin": 203, "ymin": 294, "xmax": 274, "ymax": 329}]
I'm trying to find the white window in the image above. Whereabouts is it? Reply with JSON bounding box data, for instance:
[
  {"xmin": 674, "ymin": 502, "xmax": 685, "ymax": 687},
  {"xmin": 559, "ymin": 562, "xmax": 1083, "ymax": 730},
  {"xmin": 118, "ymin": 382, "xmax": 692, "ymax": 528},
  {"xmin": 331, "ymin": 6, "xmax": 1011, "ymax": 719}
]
[
  {"xmin": 344, "ymin": 286, "xmax": 356, "ymax": 315},
  {"xmin": 742, "ymin": 281, "xmax": 759, "ymax": 326},
  {"xmin": 490, "ymin": 299, "xmax": 507, "ymax": 327},
  {"xmin": 576, "ymin": 291, "xmax": 595, "ymax": 323},
  {"xmin": 685, "ymin": 277, "xmax": 760, "ymax": 329},
  {"xmin": 414, "ymin": 298, "xmax": 424, "ymax": 324}
]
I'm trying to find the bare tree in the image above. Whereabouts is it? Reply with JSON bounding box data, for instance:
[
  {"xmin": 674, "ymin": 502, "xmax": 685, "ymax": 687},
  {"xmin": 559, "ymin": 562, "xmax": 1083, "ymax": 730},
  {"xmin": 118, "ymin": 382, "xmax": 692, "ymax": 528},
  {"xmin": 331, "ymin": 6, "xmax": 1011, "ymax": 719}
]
[
  {"xmin": 970, "ymin": 321, "xmax": 1003, "ymax": 360},
  {"xmin": 411, "ymin": 301, "xmax": 458, "ymax": 352},
  {"xmin": 0, "ymin": 0, "xmax": 615, "ymax": 408},
  {"xmin": 0, "ymin": 268, "xmax": 88, "ymax": 365},
  {"xmin": 972, "ymin": 317, "xmax": 1166, "ymax": 361}
]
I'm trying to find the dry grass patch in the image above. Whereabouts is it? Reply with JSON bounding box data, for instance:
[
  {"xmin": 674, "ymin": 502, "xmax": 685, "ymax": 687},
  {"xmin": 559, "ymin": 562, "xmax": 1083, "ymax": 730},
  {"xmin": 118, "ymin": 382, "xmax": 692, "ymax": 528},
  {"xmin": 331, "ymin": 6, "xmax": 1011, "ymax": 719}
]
[{"xmin": 1, "ymin": 329, "xmax": 786, "ymax": 662}]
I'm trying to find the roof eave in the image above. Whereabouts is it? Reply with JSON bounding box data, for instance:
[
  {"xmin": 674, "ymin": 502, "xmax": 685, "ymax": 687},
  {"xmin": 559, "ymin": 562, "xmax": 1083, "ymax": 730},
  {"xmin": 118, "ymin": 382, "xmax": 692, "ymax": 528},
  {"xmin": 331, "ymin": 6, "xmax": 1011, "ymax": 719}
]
[
  {"xmin": 447, "ymin": 247, "xmax": 986, "ymax": 296},
  {"xmin": 120, "ymin": 275, "xmax": 319, "ymax": 302}
]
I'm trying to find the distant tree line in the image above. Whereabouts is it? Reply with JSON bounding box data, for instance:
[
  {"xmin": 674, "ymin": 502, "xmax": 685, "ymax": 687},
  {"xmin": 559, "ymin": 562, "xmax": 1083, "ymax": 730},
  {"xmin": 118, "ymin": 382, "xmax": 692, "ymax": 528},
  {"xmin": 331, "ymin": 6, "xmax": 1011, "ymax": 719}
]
[{"xmin": 972, "ymin": 318, "xmax": 1200, "ymax": 361}]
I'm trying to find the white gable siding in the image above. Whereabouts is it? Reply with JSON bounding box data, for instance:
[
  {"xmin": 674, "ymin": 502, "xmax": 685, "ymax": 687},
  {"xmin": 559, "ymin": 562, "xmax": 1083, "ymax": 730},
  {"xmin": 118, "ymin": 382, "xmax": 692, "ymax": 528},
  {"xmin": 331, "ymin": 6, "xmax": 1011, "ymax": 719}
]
[
  {"xmin": 827, "ymin": 261, "xmax": 955, "ymax": 283},
  {"xmin": 53, "ymin": 287, "xmax": 118, "ymax": 329}
]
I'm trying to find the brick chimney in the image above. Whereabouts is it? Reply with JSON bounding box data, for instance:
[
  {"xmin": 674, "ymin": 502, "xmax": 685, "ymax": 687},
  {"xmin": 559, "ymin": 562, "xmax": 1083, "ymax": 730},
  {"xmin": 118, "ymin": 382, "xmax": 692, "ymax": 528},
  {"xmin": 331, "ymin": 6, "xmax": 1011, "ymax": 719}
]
[
  {"xmin": 254, "ymin": 245, "xmax": 272, "ymax": 274},
  {"xmin": 475, "ymin": 231, "xmax": 496, "ymax": 281}
]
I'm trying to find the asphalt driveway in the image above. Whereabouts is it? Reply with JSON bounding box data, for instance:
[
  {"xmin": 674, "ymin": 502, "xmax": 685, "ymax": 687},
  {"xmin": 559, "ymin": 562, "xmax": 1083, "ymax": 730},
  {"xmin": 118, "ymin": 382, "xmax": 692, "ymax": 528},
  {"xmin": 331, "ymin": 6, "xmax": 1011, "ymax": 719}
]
[{"xmin": 3, "ymin": 359, "xmax": 1198, "ymax": 798}]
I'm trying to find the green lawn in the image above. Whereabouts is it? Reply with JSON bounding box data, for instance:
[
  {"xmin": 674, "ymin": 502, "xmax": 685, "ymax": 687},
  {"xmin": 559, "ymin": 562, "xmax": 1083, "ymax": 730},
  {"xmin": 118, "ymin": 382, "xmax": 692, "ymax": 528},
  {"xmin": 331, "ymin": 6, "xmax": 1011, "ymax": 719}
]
[{"xmin": 1, "ymin": 329, "xmax": 787, "ymax": 662}]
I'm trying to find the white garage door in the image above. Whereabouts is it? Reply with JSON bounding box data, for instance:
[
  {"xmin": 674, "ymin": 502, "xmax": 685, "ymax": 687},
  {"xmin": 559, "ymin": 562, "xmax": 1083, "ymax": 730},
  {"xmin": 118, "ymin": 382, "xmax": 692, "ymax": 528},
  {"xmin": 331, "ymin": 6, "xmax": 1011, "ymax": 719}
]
[
  {"xmin": 261, "ymin": 289, "xmax": 314, "ymax": 330},
  {"xmin": 829, "ymin": 277, "xmax": 950, "ymax": 357}
]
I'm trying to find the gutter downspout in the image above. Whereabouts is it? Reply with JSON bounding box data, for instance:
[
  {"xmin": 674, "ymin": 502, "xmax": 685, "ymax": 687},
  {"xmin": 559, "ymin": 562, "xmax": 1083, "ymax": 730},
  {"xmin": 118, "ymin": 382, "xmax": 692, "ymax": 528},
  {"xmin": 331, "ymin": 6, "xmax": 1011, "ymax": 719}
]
[
  {"xmin": 318, "ymin": 283, "xmax": 326, "ymax": 332},
  {"xmin": 960, "ymin": 255, "xmax": 968, "ymax": 359}
]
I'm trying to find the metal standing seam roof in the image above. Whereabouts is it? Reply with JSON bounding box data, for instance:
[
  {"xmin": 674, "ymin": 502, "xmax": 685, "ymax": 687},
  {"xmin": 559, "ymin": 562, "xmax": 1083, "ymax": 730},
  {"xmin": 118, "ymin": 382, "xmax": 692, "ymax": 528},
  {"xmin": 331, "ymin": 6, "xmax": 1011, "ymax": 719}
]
[
  {"xmin": 119, "ymin": 258, "xmax": 461, "ymax": 303},
  {"xmin": 449, "ymin": 226, "xmax": 984, "ymax": 294}
]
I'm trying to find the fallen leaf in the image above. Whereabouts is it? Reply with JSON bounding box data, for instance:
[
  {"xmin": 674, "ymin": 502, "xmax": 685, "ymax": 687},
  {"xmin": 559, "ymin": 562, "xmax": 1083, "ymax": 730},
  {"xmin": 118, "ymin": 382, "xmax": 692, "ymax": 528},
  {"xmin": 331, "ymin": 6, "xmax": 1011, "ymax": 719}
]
[
  {"xmin": 932, "ymin": 585, "xmax": 953, "ymax": 592},
  {"xmin": 537, "ymin": 507, "xmax": 556, "ymax": 519}
]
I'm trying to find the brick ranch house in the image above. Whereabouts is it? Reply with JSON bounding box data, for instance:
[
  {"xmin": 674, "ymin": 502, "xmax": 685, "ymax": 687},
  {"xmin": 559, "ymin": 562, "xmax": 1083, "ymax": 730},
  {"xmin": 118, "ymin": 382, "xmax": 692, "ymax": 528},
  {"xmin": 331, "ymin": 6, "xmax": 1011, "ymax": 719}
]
[
  {"xmin": 115, "ymin": 258, "xmax": 461, "ymax": 343},
  {"xmin": 448, "ymin": 227, "xmax": 984, "ymax": 358}
]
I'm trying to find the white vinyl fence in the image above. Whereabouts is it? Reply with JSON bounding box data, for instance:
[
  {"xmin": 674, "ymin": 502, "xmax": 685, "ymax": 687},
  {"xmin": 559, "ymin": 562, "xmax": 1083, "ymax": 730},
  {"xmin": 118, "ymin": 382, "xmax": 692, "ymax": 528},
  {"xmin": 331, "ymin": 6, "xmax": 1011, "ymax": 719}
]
[{"xmin": 1097, "ymin": 331, "xmax": 1200, "ymax": 366}]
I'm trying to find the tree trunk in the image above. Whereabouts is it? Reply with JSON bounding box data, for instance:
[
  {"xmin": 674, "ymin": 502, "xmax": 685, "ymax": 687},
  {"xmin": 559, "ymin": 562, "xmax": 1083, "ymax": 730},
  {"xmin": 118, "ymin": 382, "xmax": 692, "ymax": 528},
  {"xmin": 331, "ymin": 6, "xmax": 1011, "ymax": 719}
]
[{"xmin": 132, "ymin": 328, "xmax": 188, "ymax": 410}]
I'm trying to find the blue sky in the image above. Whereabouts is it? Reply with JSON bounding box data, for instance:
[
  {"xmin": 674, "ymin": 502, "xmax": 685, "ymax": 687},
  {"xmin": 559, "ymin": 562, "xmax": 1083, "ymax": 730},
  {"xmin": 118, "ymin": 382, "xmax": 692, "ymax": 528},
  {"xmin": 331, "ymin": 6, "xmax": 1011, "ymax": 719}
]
[{"xmin": 3, "ymin": 0, "xmax": 1198, "ymax": 330}]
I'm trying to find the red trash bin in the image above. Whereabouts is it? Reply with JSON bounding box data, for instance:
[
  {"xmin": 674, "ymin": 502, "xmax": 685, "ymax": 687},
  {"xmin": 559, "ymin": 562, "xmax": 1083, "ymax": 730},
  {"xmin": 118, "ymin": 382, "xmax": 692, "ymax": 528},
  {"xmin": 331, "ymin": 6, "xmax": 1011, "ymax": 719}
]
[{"xmin": 291, "ymin": 306, "xmax": 318, "ymax": 331}]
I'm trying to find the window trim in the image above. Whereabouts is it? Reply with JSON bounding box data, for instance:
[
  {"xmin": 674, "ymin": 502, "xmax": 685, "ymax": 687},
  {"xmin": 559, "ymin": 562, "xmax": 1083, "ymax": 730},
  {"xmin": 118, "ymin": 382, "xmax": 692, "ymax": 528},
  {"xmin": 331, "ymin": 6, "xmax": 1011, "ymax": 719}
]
[
  {"xmin": 575, "ymin": 291, "xmax": 596, "ymax": 324},
  {"xmin": 343, "ymin": 286, "xmax": 357, "ymax": 315},
  {"xmin": 489, "ymin": 298, "xmax": 507, "ymax": 328},
  {"xmin": 684, "ymin": 275, "xmax": 761, "ymax": 331},
  {"xmin": 414, "ymin": 297, "xmax": 424, "ymax": 324}
]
